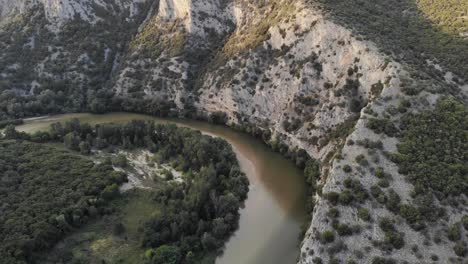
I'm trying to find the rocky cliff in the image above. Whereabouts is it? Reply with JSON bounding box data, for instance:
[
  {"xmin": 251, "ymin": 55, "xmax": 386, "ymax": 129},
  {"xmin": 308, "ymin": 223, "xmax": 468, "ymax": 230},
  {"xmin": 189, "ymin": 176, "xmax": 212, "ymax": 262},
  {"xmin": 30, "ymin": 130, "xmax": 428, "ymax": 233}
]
[{"xmin": 1, "ymin": 0, "xmax": 467, "ymax": 263}]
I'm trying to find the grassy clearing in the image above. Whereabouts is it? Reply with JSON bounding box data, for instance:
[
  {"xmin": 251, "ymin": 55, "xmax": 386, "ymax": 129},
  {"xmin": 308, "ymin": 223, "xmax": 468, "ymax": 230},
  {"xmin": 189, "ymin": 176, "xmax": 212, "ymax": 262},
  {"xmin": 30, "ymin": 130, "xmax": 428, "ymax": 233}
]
[{"xmin": 41, "ymin": 190, "xmax": 160, "ymax": 263}]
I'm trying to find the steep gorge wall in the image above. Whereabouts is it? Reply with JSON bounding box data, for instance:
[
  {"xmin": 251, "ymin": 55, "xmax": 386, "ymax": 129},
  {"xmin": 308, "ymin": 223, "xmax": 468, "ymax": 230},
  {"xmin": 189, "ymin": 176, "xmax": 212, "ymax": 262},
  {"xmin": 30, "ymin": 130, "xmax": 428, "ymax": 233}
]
[
  {"xmin": 1, "ymin": 0, "xmax": 466, "ymax": 262},
  {"xmin": 114, "ymin": 1, "xmax": 467, "ymax": 263},
  {"xmin": 0, "ymin": 0, "xmax": 148, "ymax": 24}
]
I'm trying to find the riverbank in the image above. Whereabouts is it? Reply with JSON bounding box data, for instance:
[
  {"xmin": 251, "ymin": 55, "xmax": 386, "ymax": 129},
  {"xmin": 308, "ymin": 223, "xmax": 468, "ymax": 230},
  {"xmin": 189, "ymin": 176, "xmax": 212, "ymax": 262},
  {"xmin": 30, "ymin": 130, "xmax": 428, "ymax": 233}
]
[{"xmin": 16, "ymin": 113, "xmax": 309, "ymax": 264}]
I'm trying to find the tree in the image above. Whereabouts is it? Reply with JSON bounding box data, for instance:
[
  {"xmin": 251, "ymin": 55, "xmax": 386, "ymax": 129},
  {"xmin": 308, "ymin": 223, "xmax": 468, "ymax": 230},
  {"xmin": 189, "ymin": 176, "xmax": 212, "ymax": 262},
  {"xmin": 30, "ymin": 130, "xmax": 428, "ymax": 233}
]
[
  {"xmin": 3, "ymin": 125, "xmax": 20, "ymax": 139},
  {"xmin": 63, "ymin": 132, "xmax": 80, "ymax": 151},
  {"xmin": 101, "ymin": 184, "xmax": 119, "ymax": 200},
  {"xmin": 146, "ymin": 245, "xmax": 181, "ymax": 264},
  {"xmin": 79, "ymin": 141, "xmax": 91, "ymax": 155},
  {"xmin": 112, "ymin": 154, "xmax": 128, "ymax": 167},
  {"xmin": 113, "ymin": 223, "xmax": 126, "ymax": 236}
]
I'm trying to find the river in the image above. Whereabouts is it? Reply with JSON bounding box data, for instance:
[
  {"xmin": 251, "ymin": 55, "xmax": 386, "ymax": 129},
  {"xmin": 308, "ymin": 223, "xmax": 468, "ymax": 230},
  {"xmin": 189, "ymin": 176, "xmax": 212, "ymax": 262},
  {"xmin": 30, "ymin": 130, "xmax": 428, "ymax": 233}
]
[{"xmin": 16, "ymin": 112, "xmax": 308, "ymax": 264}]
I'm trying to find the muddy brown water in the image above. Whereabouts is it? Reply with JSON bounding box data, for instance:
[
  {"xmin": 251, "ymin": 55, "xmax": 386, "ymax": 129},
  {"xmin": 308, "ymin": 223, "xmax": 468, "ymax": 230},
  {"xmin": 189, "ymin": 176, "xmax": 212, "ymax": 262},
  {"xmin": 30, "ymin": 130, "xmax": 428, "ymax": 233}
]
[{"xmin": 17, "ymin": 112, "xmax": 308, "ymax": 264}]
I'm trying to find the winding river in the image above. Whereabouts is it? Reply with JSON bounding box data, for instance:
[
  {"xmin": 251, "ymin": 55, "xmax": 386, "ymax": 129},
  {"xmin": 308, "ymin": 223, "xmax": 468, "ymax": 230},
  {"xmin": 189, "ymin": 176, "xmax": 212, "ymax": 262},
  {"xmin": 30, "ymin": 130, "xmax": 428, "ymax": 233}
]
[{"xmin": 16, "ymin": 112, "xmax": 308, "ymax": 264}]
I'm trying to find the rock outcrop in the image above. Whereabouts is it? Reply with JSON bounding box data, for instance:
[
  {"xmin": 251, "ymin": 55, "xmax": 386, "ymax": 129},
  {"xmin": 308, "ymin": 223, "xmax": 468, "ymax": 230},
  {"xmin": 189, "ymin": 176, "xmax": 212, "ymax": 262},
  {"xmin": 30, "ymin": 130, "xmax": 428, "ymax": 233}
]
[{"xmin": 1, "ymin": 0, "xmax": 467, "ymax": 263}]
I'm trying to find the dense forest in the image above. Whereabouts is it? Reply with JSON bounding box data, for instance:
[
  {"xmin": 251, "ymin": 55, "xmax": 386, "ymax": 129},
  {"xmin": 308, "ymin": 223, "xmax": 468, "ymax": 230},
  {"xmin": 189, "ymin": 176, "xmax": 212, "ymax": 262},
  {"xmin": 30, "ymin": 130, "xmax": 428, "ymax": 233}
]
[
  {"xmin": 1, "ymin": 119, "xmax": 249, "ymax": 263},
  {"xmin": 0, "ymin": 140, "xmax": 124, "ymax": 264}
]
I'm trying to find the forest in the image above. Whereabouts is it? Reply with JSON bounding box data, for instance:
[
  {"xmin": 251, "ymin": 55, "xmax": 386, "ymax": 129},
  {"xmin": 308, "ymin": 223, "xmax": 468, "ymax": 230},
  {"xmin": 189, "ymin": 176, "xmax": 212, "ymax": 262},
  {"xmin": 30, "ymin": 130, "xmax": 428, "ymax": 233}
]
[
  {"xmin": 1, "ymin": 119, "xmax": 249, "ymax": 263},
  {"xmin": 0, "ymin": 140, "xmax": 124, "ymax": 264}
]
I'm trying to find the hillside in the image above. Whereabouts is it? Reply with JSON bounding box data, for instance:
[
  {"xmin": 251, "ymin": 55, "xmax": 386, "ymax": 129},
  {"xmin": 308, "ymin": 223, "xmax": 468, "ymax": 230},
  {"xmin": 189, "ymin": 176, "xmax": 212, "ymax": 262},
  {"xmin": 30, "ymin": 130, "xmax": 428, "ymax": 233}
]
[{"xmin": 0, "ymin": 0, "xmax": 467, "ymax": 263}]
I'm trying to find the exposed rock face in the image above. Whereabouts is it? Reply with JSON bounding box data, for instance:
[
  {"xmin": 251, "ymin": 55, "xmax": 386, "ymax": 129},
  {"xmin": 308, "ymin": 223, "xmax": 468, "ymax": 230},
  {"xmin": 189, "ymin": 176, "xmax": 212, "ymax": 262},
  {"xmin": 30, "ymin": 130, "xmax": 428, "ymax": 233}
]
[
  {"xmin": 1, "ymin": 0, "xmax": 467, "ymax": 263},
  {"xmin": 0, "ymin": 0, "xmax": 30, "ymax": 21},
  {"xmin": 0, "ymin": 0, "xmax": 153, "ymax": 112},
  {"xmin": 0, "ymin": 0, "xmax": 148, "ymax": 24},
  {"xmin": 112, "ymin": 1, "xmax": 468, "ymax": 263}
]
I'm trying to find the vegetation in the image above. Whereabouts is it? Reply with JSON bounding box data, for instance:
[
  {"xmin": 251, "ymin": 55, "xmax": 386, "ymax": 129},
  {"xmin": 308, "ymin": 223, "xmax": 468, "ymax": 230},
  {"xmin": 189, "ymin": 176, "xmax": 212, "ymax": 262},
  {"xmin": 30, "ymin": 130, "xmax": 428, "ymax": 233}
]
[
  {"xmin": 309, "ymin": 0, "xmax": 468, "ymax": 82},
  {"xmin": 2, "ymin": 119, "xmax": 249, "ymax": 263},
  {"xmin": 0, "ymin": 140, "xmax": 124, "ymax": 263},
  {"xmin": 0, "ymin": 4, "xmax": 150, "ymax": 120},
  {"xmin": 39, "ymin": 189, "xmax": 159, "ymax": 263},
  {"xmin": 392, "ymin": 98, "xmax": 467, "ymax": 199},
  {"xmin": 222, "ymin": 1, "xmax": 296, "ymax": 57}
]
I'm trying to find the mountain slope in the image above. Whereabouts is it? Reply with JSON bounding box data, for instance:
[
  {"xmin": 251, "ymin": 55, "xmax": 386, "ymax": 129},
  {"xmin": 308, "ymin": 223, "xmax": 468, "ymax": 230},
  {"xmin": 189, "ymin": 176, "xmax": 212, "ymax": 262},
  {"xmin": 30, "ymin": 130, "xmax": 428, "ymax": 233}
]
[{"xmin": 0, "ymin": 0, "xmax": 467, "ymax": 263}]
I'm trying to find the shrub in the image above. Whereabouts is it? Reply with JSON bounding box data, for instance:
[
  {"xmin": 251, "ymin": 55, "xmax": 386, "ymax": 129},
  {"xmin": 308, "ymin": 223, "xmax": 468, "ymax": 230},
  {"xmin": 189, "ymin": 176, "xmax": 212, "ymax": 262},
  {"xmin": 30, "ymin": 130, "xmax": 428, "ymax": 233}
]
[
  {"xmin": 447, "ymin": 224, "xmax": 461, "ymax": 241},
  {"xmin": 146, "ymin": 245, "xmax": 181, "ymax": 264},
  {"xmin": 209, "ymin": 112, "xmax": 228, "ymax": 125},
  {"xmin": 384, "ymin": 231, "xmax": 405, "ymax": 249},
  {"xmin": 379, "ymin": 217, "xmax": 395, "ymax": 232},
  {"xmin": 355, "ymin": 154, "xmax": 368, "ymax": 166},
  {"xmin": 320, "ymin": 230, "xmax": 335, "ymax": 244},
  {"xmin": 325, "ymin": 192, "xmax": 340, "ymax": 205},
  {"xmin": 101, "ymin": 183, "xmax": 120, "ymax": 200},
  {"xmin": 357, "ymin": 208, "xmax": 371, "ymax": 221},
  {"xmin": 112, "ymin": 154, "xmax": 128, "ymax": 167},
  {"xmin": 343, "ymin": 164, "xmax": 352, "ymax": 173},
  {"xmin": 454, "ymin": 241, "xmax": 467, "ymax": 257},
  {"xmin": 370, "ymin": 185, "xmax": 385, "ymax": 203},
  {"xmin": 366, "ymin": 118, "xmax": 398, "ymax": 137},
  {"xmin": 399, "ymin": 204, "xmax": 421, "ymax": 226},
  {"xmin": 312, "ymin": 257, "xmax": 323, "ymax": 264},
  {"xmin": 339, "ymin": 190, "xmax": 354, "ymax": 205},
  {"xmin": 385, "ymin": 189, "xmax": 401, "ymax": 212},
  {"xmin": 377, "ymin": 179, "xmax": 389, "ymax": 188},
  {"xmin": 370, "ymin": 81, "xmax": 384, "ymax": 97},
  {"xmin": 462, "ymin": 215, "xmax": 468, "ymax": 230},
  {"xmin": 372, "ymin": 257, "xmax": 396, "ymax": 264},
  {"xmin": 328, "ymin": 208, "xmax": 340, "ymax": 219},
  {"xmin": 336, "ymin": 223, "xmax": 353, "ymax": 236}
]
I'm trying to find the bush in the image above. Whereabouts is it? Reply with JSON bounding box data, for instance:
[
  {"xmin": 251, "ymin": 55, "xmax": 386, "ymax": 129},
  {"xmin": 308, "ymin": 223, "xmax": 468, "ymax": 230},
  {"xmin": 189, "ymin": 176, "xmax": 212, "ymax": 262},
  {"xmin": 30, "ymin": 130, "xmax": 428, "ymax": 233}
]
[
  {"xmin": 454, "ymin": 242, "xmax": 467, "ymax": 257},
  {"xmin": 209, "ymin": 112, "xmax": 228, "ymax": 125},
  {"xmin": 325, "ymin": 192, "xmax": 340, "ymax": 206},
  {"xmin": 399, "ymin": 204, "xmax": 421, "ymax": 226},
  {"xmin": 372, "ymin": 257, "xmax": 396, "ymax": 264},
  {"xmin": 146, "ymin": 245, "xmax": 181, "ymax": 264},
  {"xmin": 377, "ymin": 179, "xmax": 389, "ymax": 188},
  {"xmin": 355, "ymin": 154, "xmax": 368, "ymax": 166},
  {"xmin": 447, "ymin": 224, "xmax": 461, "ymax": 241},
  {"xmin": 357, "ymin": 208, "xmax": 370, "ymax": 221},
  {"xmin": 312, "ymin": 257, "xmax": 323, "ymax": 264},
  {"xmin": 343, "ymin": 165, "xmax": 352, "ymax": 173},
  {"xmin": 339, "ymin": 190, "xmax": 354, "ymax": 205},
  {"xmin": 366, "ymin": 118, "xmax": 398, "ymax": 137},
  {"xmin": 462, "ymin": 215, "xmax": 468, "ymax": 231},
  {"xmin": 328, "ymin": 208, "xmax": 340, "ymax": 219},
  {"xmin": 384, "ymin": 231, "xmax": 405, "ymax": 249},
  {"xmin": 112, "ymin": 153, "xmax": 128, "ymax": 167},
  {"xmin": 101, "ymin": 183, "xmax": 120, "ymax": 200},
  {"xmin": 385, "ymin": 189, "xmax": 401, "ymax": 212},
  {"xmin": 379, "ymin": 217, "xmax": 395, "ymax": 232},
  {"xmin": 320, "ymin": 230, "xmax": 335, "ymax": 244},
  {"xmin": 336, "ymin": 224, "xmax": 353, "ymax": 236}
]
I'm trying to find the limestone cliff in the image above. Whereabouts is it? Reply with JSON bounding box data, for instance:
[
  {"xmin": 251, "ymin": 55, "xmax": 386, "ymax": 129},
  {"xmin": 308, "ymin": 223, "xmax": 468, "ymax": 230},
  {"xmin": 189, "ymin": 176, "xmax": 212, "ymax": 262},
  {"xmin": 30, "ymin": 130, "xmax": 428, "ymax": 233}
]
[
  {"xmin": 0, "ymin": 0, "xmax": 467, "ymax": 263},
  {"xmin": 113, "ymin": 1, "xmax": 468, "ymax": 263}
]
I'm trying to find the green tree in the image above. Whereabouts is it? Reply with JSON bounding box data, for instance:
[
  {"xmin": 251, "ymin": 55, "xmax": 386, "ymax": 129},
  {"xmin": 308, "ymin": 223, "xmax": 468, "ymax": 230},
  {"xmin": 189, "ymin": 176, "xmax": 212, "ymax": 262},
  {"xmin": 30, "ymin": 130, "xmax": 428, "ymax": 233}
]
[
  {"xmin": 146, "ymin": 245, "xmax": 181, "ymax": 264},
  {"xmin": 63, "ymin": 132, "xmax": 80, "ymax": 151},
  {"xmin": 79, "ymin": 141, "xmax": 91, "ymax": 155},
  {"xmin": 101, "ymin": 183, "xmax": 119, "ymax": 200},
  {"xmin": 112, "ymin": 154, "xmax": 128, "ymax": 167}
]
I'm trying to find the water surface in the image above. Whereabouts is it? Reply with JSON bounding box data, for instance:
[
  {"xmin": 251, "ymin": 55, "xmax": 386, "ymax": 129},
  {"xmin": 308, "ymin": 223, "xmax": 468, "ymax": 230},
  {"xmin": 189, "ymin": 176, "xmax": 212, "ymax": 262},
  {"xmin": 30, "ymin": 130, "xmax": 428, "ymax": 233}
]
[{"xmin": 17, "ymin": 112, "xmax": 308, "ymax": 264}]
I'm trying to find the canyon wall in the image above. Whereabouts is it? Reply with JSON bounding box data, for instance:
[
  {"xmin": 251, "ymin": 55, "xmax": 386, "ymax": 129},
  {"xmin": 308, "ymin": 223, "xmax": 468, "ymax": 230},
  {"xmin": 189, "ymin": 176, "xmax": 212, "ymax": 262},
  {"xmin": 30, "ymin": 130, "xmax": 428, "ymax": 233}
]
[{"xmin": 1, "ymin": 0, "xmax": 467, "ymax": 263}]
